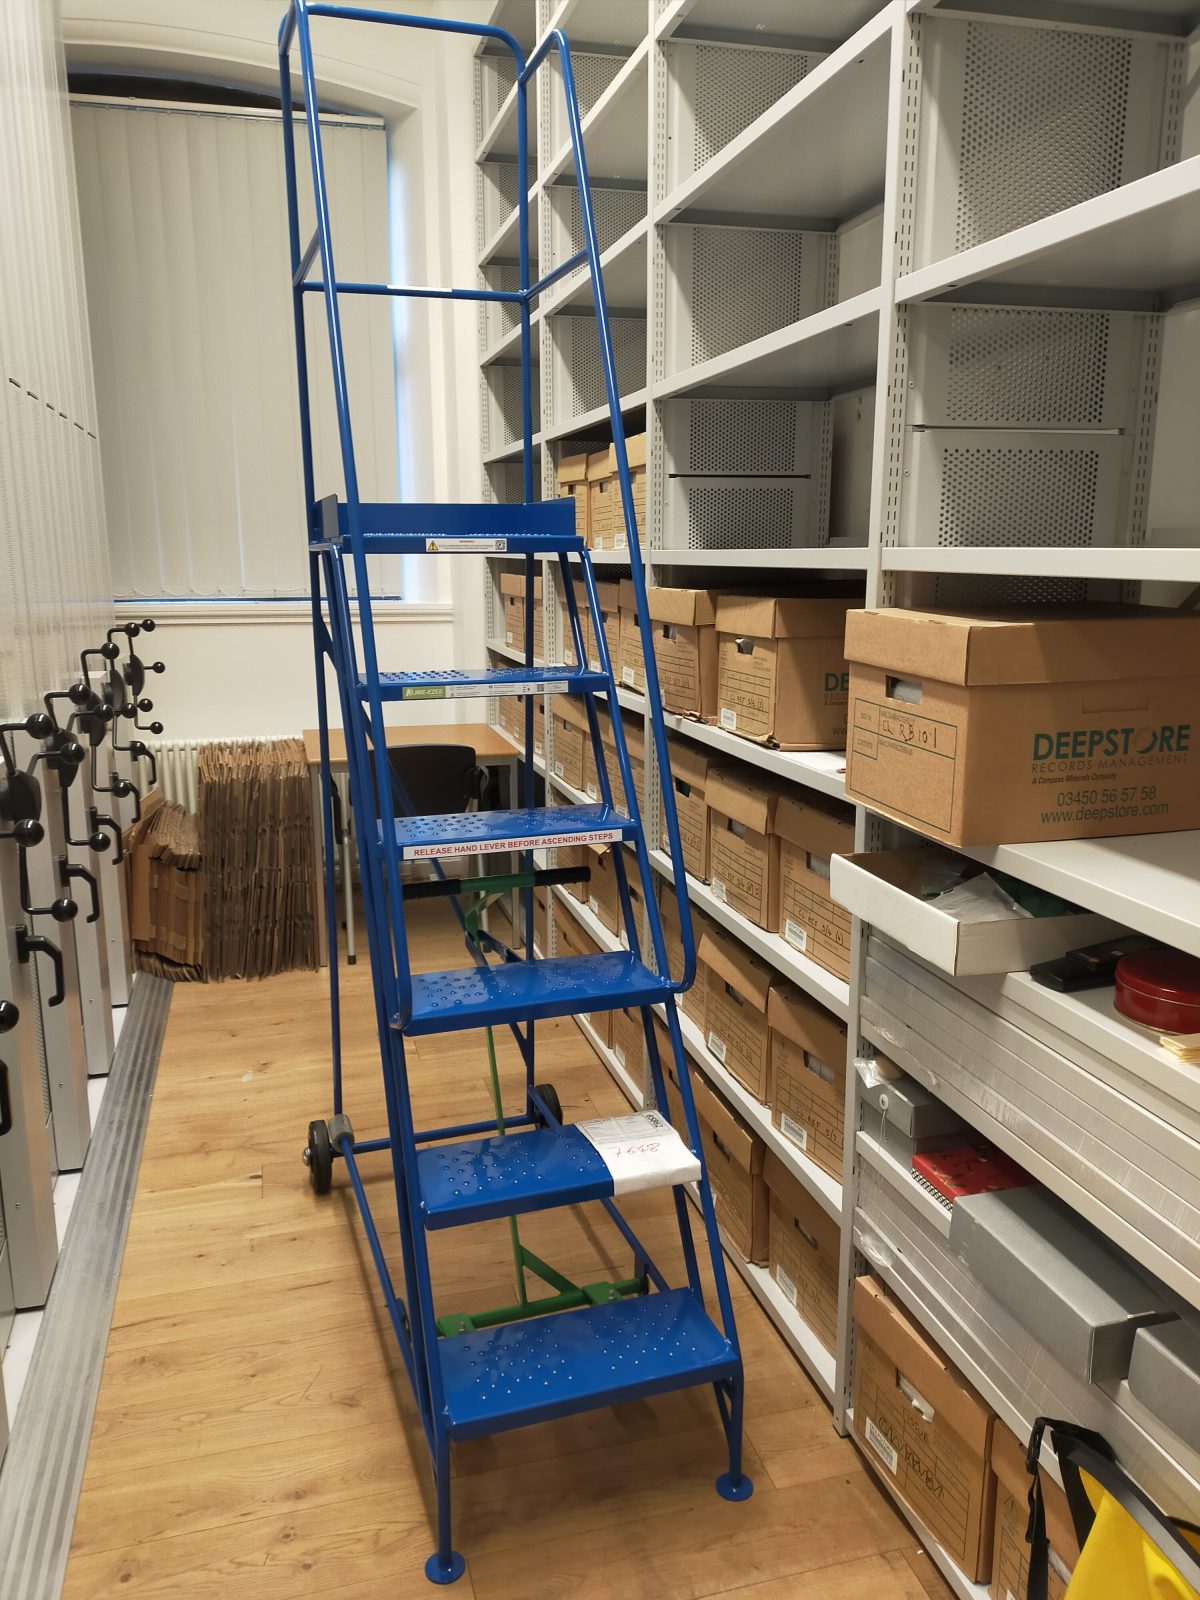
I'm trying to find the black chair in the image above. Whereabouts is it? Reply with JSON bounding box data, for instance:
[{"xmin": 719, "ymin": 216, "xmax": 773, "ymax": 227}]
[{"xmin": 385, "ymin": 744, "xmax": 490, "ymax": 819}]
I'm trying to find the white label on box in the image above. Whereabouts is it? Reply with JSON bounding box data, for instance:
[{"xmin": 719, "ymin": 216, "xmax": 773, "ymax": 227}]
[
  {"xmin": 780, "ymin": 1113, "xmax": 809, "ymax": 1150},
  {"xmin": 589, "ymin": 895, "xmax": 600, "ymax": 915},
  {"xmin": 783, "ymin": 919, "xmax": 808, "ymax": 953},
  {"xmin": 707, "ymin": 1030, "xmax": 728, "ymax": 1065},
  {"xmin": 577, "ymin": 1110, "xmax": 701, "ymax": 1196},
  {"xmin": 710, "ymin": 877, "xmax": 728, "ymax": 903},
  {"xmin": 613, "ymin": 1042, "xmax": 626, "ymax": 1067},
  {"xmin": 622, "ymin": 665, "xmax": 635, "ymax": 685},
  {"xmin": 586, "ymin": 782, "xmax": 599, "ymax": 801},
  {"xmin": 719, "ymin": 707, "xmax": 737, "ymax": 731},
  {"xmin": 554, "ymin": 761, "xmax": 565, "ymax": 778},
  {"xmin": 505, "ymin": 628, "xmax": 514, "ymax": 645},
  {"xmin": 774, "ymin": 1263, "xmax": 798, "ymax": 1307},
  {"xmin": 864, "ymin": 1417, "xmax": 898, "ymax": 1476}
]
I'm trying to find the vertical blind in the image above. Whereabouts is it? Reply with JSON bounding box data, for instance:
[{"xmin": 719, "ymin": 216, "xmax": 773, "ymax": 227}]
[{"xmin": 70, "ymin": 99, "xmax": 402, "ymax": 600}]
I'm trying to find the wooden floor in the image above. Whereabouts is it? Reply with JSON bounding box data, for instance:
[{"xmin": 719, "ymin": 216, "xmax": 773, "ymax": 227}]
[{"xmin": 64, "ymin": 904, "xmax": 953, "ymax": 1600}]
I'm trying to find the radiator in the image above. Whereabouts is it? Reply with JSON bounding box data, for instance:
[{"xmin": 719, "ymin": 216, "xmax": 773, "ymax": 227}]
[{"xmin": 148, "ymin": 737, "xmax": 294, "ymax": 813}]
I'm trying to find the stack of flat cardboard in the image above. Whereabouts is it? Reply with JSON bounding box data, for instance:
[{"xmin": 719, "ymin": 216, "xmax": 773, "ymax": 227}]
[
  {"xmin": 199, "ymin": 739, "xmax": 319, "ymax": 979},
  {"xmin": 127, "ymin": 790, "xmax": 205, "ymax": 981}
]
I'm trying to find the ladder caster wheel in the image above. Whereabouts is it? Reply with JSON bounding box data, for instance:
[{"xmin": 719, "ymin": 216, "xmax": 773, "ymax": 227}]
[
  {"xmin": 304, "ymin": 1119, "xmax": 333, "ymax": 1195},
  {"xmin": 533, "ymin": 1082, "xmax": 562, "ymax": 1127},
  {"xmin": 424, "ymin": 1550, "xmax": 466, "ymax": 1585},
  {"xmin": 715, "ymin": 1472, "xmax": 754, "ymax": 1503}
]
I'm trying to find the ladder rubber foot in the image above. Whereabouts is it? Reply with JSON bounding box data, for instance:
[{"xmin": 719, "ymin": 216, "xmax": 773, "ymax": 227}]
[
  {"xmin": 424, "ymin": 1551, "xmax": 466, "ymax": 1586},
  {"xmin": 715, "ymin": 1472, "xmax": 754, "ymax": 1503}
]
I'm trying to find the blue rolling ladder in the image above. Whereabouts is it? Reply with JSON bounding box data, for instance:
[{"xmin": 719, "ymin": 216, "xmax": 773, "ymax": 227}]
[{"xmin": 278, "ymin": 3, "xmax": 750, "ymax": 1583}]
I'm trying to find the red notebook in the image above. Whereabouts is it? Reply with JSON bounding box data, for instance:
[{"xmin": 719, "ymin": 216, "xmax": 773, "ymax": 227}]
[{"xmin": 911, "ymin": 1144, "xmax": 1033, "ymax": 1207}]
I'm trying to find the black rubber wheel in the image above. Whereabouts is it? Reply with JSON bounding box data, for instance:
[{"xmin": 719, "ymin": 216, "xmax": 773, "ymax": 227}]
[
  {"xmin": 306, "ymin": 1119, "xmax": 333, "ymax": 1195},
  {"xmin": 533, "ymin": 1082, "xmax": 563, "ymax": 1128}
]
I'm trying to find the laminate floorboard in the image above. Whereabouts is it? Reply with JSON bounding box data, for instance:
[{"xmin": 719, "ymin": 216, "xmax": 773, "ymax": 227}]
[{"xmin": 63, "ymin": 902, "xmax": 953, "ymax": 1600}]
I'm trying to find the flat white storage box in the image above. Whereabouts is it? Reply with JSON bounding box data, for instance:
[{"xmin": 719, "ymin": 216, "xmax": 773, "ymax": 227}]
[
  {"xmin": 948, "ymin": 1186, "xmax": 1175, "ymax": 1384},
  {"xmin": 830, "ymin": 848, "xmax": 1118, "ymax": 976}
]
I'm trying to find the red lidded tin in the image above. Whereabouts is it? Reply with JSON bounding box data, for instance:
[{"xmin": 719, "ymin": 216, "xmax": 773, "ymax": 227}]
[{"xmin": 1114, "ymin": 950, "xmax": 1200, "ymax": 1035}]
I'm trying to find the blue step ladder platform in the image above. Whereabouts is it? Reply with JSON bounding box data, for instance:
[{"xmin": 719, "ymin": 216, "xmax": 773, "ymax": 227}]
[{"xmin": 280, "ymin": 1, "xmax": 750, "ymax": 1585}]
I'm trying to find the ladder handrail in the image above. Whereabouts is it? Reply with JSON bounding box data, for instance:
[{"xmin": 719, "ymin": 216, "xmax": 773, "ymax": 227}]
[{"xmin": 278, "ymin": 1, "xmax": 698, "ymax": 1013}]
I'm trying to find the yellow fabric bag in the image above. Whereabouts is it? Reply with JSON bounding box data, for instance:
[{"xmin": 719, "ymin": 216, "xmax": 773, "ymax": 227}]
[{"xmin": 1026, "ymin": 1420, "xmax": 1200, "ymax": 1600}]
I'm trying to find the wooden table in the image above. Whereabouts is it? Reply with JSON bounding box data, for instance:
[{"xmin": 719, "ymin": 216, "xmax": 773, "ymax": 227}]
[{"xmin": 303, "ymin": 722, "xmax": 520, "ymax": 965}]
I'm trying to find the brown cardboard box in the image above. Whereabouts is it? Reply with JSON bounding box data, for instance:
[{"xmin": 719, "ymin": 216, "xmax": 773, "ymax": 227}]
[
  {"xmin": 768, "ymin": 983, "xmax": 847, "ymax": 1181},
  {"xmin": 533, "ymin": 698, "xmax": 546, "ymax": 761},
  {"xmin": 587, "ymin": 449, "xmax": 623, "ymax": 549},
  {"xmin": 584, "ymin": 843, "xmax": 621, "ymax": 932},
  {"xmin": 588, "ymin": 706, "xmax": 644, "ymax": 816},
  {"xmin": 990, "ymin": 1422, "xmax": 1078, "ymax": 1600},
  {"xmin": 553, "ymin": 575, "xmax": 592, "ymax": 669},
  {"xmin": 764, "ymin": 1150, "xmax": 841, "ymax": 1353},
  {"xmin": 611, "ymin": 1005, "xmax": 645, "ymax": 1079},
  {"xmin": 853, "ymin": 1275, "xmax": 997, "ymax": 1582},
  {"xmin": 660, "ymin": 738, "xmax": 711, "ymax": 882},
  {"xmin": 707, "ymin": 766, "xmax": 786, "ymax": 930},
  {"xmin": 775, "ymin": 792, "xmax": 855, "ymax": 979},
  {"xmin": 553, "ymin": 895, "xmax": 611, "ymax": 1043},
  {"xmin": 844, "ymin": 605, "xmax": 1200, "ymax": 846},
  {"xmin": 659, "ymin": 881, "xmax": 711, "ymax": 1029},
  {"xmin": 648, "ymin": 587, "xmax": 719, "ymax": 720},
  {"xmin": 551, "ymin": 695, "xmax": 587, "ymax": 792},
  {"xmin": 653, "ymin": 1015, "xmax": 687, "ymax": 1131},
  {"xmin": 716, "ymin": 594, "xmax": 856, "ymax": 749},
  {"xmin": 690, "ymin": 1066, "xmax": 768, "ymax": 1263},
  {"xmin": 497, "ymin": 693, "xmax": 521, "ymax": 744},
  {"xmin": 500, "ymin": 570, "xmax": 544, "ymax": 660},
  {"xmin": 618, "ymin": 578, "xmax": 647, "ymax": 693},
  {"xmin": 700, "ymin": 922, "xmax": 774, "ymax": 1102},
  {"xmin": 556, "ymin": 450, "xmax": 590, "ymax": 544},
  {"xmin": 590, "ymin": 579, "xmax": 622, "ymax": 671}
]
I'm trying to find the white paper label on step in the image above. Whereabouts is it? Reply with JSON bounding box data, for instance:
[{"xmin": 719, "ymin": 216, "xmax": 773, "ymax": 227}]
[
  {"xmin": 404, "ymin": 827, "xmax": 623, "ymax": 861},
  {"xmin": 426, "ymin": 537, "xmax": 507, "ymax": 551},
  {"xmin": 864, "ymin": 1417, "xmax": 898, "ymax": 1476},
  {"xmin": 578, "ymin": 1112, "xmax": 701, "ymax": 1196}
]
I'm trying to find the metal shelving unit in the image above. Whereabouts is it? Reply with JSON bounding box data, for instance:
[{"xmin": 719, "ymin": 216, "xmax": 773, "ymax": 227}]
[{"xmin": 473, "ymin": 0, "xmax": 1200, "ymax": 1588}]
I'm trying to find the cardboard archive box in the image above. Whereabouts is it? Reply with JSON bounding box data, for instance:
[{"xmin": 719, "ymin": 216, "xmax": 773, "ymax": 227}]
[
  {"xmin": 553, "ymin": 895, "xmax": 611, "ymax": 1044},
  {"xmin": 691, "ymin": 1064, "xmax": 769, "ymax": 1263},
  {"xmin": 775, "ymin": 791, "xmax": 854, "ymax": 979},
  {"xmin": 660, "ymin": 737, "xmax": 711, "ymax": 882},
  {"xmin": 499, "ymin": 570, "xmax": 544, "ymax": 660},
  {"xmin": 699, "ymin": 922, "xmax": 774, "ymax": 1102},
  {"xmin": 550, "ymin": 695, "xmax": 587, "ymax": 792},
  {"xmin": 767, "ymin": 982, "xmax": 848, "ymax": 1181},
  {"xmin": 990, "ymin": 1421, "xmax": 1078, "ymax": 1600},
  {"xmin": 611, "ymin": 1005, "xmax": 645, "ymax": 1080},
  {"xmin": 589, "ymin": 707, "xmax": 644, "ymax": 817},
  {"xmin": 843, "ymin": 605, "xmax": 1200, "ymax": 846},
  {"xmin": 765, "ymin": 1150, "xmax": 841, "ymax": 1353},
  {"xmin": 659, "ymin": 880, "xmax": 712, "ymax": 1030},
  {"xmin": 556, "ymin": 450, "xmax": 590, "ymax": 544},
  {"xmin": 553, "ymin": 574, "xmax": 592, "ymax": 669},
  {"xmin": 716, "ymin": 594, "xmax": 857, "ymax": 749},
  {"xmin": 853, "ymin": 1274, "xmax": 997, "ymax": 1582},
  {"xmin": 647, "ymin": 587, "xmax": 719, "ymax": 719},
  {"xmin": 707, "ymin": 766, "xmax": 786, "ymax": 930},
  {"xmin": 618, "ymin": 578, "xmax": 646, "ymax": 693},
  {"xmin": 588, "ymin": 579, "xmax": 622, "ymax": 672},
  {"xmin": 653, "ymin": 1014, "xmax": 687, "ymax": 1132},
  {"xmin": 586, "ymin": 434, "xmax": 646, "ymax": 551}
]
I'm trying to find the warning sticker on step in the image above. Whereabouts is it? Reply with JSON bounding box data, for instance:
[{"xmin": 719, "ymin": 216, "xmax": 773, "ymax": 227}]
[
  {"xmin": 403, "ymin": 826, "xmax": 623, "ymax": 861},
  {"xmin": 578, "ymin": 1111, "xmax": 701, "ymax": 1196},
  {"xmin": 426, "ymin": 538, "xmax": 507, "ymax": 552}
]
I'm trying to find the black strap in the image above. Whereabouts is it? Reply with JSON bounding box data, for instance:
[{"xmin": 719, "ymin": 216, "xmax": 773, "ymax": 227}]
[{"xmin": 1025, "ymin": 1418, "xmax": 1200, "ymax": 1598}]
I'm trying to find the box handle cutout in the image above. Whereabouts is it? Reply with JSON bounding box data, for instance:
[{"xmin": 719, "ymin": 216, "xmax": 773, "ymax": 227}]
[
  {"xmin": 790, "ymin": 1217, "xmax": 819, "ymax": 1252},
  {"xmin": 724, "ymin": 982, "xmax": 745, "ymax": 1008},
  {"xmin": 803, "ymin": 1051, "xmax": 835, "ymax": 1084},
  {"xmin": 735, "ymin": 637, "xmax": 754, "ymax": 655},
  {"xmin": 897, "ymin": 1373, "xmax": 935, "ymax": 1423},
  {"xmin": 806, "ymin": 852, "xmax": 832, "ymax": 880},
  {"xmin": 885, "ymin": 677, "xmax": 923, "ymax": 705}
]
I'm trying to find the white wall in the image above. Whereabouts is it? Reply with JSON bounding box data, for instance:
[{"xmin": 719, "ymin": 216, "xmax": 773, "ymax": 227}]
[{"xmin": 62, "ymin": 0, "xmax": 488, "ymax": 740}]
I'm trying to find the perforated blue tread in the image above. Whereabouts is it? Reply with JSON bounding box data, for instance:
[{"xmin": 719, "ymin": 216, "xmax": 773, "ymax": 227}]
[
  {"xmin": 419, "ymin": 1125, "xmax": 614, "ymax": 1228},
  {"xmin": 388, "ymin": 803, "xmax": 634, "ymax": 859},
  {"xmin": 364, "ymin": 666, "xmax": 607, "ymax": 701},
  {"xmin": 400, "ymin": 953, "xmax": 671, "ymax": 1036},
  {"xmin": 439, "ymin": 1288, "xmax": 738, "ymax": 1439}
]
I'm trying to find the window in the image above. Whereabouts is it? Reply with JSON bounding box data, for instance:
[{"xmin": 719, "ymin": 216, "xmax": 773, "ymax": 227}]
[{"xmin": 71, "ymin": 96, "xmax": 402, "ymax": 600}]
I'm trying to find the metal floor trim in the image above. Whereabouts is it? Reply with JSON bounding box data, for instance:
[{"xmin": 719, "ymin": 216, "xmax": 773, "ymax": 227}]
[{"xmin": 0, "ymin": 973, "xmax": 173, "ymax": 1600}]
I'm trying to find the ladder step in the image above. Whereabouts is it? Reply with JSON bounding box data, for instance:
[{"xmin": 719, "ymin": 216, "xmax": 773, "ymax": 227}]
[
  {"xmin": 316, "ymin": 497, "xmax": 581, "ymax": 554},
  {"xmin": 439, "ymin": 1288, "xmax": 738, "ymax": 1439},
  {"xmin": 399, "ymin": 953, "xmax": 672, "ymax": 1036},
  {"xmin": 390, "ymin": 803, "xmax": 634, "ymax": 860},
  {"xmin": 365, "ymin": 666, "xmax": 607, "ymax": 701},
  {"xmin": 419, "ymin": 1118, "xmax": 701, "ymax": 1229}
]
